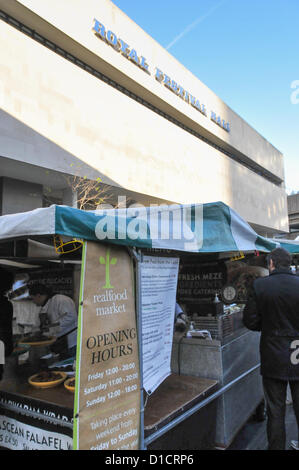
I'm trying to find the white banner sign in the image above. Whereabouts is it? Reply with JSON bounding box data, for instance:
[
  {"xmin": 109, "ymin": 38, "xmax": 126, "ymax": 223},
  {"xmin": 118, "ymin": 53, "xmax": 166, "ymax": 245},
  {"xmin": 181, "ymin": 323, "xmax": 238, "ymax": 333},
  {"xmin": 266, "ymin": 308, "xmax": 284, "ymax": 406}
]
[
  {"xmin": 140, "ymin": 256, "xmax": 179, "ymax": 394},
  {"xmin": 0, "ymin": 415, "xmax": 72, "ymax": 450}
]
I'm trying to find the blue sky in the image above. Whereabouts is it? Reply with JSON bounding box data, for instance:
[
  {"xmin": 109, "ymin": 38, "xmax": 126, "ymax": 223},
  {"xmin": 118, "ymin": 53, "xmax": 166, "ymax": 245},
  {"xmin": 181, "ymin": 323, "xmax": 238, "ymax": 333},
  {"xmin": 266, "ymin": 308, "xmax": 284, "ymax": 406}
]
[{"xmin": 112, "ymin": 0, "xmax": 299, "ymax": 193}]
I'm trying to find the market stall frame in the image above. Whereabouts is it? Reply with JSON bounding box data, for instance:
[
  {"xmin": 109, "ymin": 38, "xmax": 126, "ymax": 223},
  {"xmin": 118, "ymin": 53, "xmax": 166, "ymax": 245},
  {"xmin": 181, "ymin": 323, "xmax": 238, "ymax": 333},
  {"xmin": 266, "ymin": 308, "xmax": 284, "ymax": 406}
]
[{"xmin": 0, "ymin": 202, "xmax": 299, "ymax": 450}]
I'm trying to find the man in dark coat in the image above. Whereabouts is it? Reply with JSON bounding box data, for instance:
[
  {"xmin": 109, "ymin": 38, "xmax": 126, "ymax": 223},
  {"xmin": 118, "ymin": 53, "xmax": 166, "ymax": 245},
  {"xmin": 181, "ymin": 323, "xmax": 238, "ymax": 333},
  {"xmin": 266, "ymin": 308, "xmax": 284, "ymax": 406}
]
[{"xmin": 243, "ymin": 247, "xmax": 299, "ymax": 450}]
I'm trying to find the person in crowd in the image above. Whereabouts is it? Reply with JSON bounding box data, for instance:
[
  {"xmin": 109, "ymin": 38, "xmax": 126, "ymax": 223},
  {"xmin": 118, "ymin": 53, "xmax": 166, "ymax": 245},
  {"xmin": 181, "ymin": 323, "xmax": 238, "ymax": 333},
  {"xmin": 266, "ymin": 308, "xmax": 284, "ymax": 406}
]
[
  {"xmin": 243, "ymin": 247, "xmax": 299, "ymax": 450},
  {"xmin": 0, "ymin": 268, "xmax": 14, "ymax": 380},
  {"xmin": 29, "ymin": 283, "xmax": 77, "ymax": 358}
]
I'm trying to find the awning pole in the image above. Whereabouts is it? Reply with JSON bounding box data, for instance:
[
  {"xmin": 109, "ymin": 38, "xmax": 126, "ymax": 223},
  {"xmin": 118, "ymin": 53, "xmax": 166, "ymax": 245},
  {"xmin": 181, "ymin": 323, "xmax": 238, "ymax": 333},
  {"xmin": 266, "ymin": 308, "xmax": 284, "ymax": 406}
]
[{"xmin": 128, "ymin": 248, "xmax": 145, "ymax": 450}]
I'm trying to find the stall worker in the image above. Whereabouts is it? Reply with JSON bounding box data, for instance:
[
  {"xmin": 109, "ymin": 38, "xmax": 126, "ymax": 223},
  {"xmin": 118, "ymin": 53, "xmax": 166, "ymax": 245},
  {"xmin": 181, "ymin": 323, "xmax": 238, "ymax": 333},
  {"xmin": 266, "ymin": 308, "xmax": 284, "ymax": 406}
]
[
  {"xmin": 0, "ymin": 268, "xmax": 14, "ymax": 380},
  {"xmin": 29, "ymin": 283, "xmax": 77, "ymax": 358}
]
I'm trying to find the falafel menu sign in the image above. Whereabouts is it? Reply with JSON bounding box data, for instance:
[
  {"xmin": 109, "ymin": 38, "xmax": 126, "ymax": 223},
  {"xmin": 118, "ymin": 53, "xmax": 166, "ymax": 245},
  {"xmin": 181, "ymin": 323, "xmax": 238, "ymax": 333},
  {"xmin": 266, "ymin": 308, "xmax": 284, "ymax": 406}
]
[{"xmin": 73, "ymin": 242, "xmax": 140, "ymax": 450}]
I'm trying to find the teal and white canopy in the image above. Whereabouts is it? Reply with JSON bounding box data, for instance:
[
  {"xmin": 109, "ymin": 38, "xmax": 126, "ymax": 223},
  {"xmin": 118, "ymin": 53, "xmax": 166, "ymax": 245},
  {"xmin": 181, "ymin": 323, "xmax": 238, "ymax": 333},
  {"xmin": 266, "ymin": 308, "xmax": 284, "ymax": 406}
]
[{"xmin": 0, "ymin": 202, "xmax": 298, "ymax": 254}]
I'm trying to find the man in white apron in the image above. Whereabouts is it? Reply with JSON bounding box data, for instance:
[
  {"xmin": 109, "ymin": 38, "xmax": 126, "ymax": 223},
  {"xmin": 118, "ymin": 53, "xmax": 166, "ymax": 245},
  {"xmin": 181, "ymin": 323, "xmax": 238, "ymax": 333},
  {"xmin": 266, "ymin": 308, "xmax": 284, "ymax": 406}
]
[{"xmin": 29, "ymin": 283, "xmax": 77, "ymax": 357}]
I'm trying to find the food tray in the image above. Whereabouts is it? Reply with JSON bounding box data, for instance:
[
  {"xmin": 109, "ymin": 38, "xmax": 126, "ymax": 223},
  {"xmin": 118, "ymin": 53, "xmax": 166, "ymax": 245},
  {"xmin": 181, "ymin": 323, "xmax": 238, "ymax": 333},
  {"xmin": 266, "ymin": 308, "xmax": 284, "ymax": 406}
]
[
  {"xmin": 28, "ymin": 371, "xmax": 67, "ymax": 389},
  {"xmin": 64, "ymin": 377, "xmax": 75, "ymax": 393},
  {"xmin": 192, "ymin": 309, "xmax": 243, "ymax": 340},
  {"xmin": 11, "ymin": 344, "xmax": 30, "ymax": 356},
  {"xmin": 19, "ymin": 336, "xmax": 56, "ymax": 347}
]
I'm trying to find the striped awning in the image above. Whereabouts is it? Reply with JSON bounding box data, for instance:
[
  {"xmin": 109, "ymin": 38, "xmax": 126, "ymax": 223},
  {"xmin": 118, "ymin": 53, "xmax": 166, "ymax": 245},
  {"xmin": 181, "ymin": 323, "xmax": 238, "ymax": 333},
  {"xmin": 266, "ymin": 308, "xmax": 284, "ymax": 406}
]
[{"xmin": 0, "ymin": 202, "xmax": 297, "ymax": 254}]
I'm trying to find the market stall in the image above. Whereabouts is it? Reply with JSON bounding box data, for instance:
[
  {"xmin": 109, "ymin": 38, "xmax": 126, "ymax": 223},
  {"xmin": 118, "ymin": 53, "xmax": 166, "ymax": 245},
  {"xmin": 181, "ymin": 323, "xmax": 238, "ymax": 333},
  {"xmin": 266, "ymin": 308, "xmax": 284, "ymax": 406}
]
[{"xmin": 0, "ymin": 202, "xmax": 298, "ymax": 450}]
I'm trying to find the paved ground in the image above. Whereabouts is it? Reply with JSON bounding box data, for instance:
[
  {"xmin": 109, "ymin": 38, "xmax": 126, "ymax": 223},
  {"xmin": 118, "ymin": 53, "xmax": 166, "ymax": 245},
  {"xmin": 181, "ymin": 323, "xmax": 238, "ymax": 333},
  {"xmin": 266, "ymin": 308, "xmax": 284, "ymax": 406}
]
[{"xmin": 227, "ymin": 403, "xmax": 298, "ymax": 450}]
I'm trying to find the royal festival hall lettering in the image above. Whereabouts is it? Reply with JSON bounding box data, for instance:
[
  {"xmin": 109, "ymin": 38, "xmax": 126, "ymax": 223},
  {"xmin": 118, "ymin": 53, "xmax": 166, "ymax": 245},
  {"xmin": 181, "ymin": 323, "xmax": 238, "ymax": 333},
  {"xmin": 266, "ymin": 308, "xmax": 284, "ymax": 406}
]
[
  {"xmin": 210, "ymin": 111, "xmax": 230, "ymax": 132},
  {"xmin": 92, "ymin": 18, "xmax": 230, "ymax": 133},
  {"xmin": 155, "ymin": 67, "xmax": 207, "ymax": 116},
  {"xmin": 93, "ymin": 19, "xmax": 149, "ymax": 73}
]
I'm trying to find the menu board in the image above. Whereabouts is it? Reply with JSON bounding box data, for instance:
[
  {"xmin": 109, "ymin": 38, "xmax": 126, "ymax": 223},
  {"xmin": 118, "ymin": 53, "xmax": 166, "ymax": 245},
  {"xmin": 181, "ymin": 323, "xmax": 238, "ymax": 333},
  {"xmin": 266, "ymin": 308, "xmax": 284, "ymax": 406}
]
[
  {"xmin": 140, "ymin": 255, "xmax": 179, "ymax": 394},
  {"xmin": 0, "ymin": 415, "xmax": 72, "ymax": 450},
  {"xmin": 177, "ymin": 261, "xmax": 226, "ymax": 304},
  {"xmin": 73, "ymin": 242, "xmax": 140, "ymax": 450},
  {"xmin": 28, "ymin": 268, "xmax": 74, "ymax": 297},
  {"xmin": 0, "ymin": 392, "xmax": 73, "ymax": 450},
  {"xmin": 12, "ymin": 267, "xmax": 74, "ymax": 299}
]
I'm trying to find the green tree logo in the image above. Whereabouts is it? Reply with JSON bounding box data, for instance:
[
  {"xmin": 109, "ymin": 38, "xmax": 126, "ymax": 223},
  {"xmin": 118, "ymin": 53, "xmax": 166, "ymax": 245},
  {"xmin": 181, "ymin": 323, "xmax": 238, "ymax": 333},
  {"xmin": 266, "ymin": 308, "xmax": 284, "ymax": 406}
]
[{"xmin": 99, "ymin": 249, "xmax": 117, "ymax": 288}]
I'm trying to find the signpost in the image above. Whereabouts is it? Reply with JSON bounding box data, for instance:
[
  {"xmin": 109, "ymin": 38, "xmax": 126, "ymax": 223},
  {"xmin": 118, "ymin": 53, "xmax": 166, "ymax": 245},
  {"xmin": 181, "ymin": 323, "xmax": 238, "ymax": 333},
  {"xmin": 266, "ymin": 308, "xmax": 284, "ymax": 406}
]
[{"xmin": 73, "ymin": 242, "xmax": 140, "ymax": 450}]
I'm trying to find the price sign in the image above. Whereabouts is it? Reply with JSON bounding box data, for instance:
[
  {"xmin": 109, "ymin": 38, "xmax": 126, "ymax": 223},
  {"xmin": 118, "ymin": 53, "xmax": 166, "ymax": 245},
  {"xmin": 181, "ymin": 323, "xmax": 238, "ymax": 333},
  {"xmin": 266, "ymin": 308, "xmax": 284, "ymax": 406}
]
[{"xmin": 0, "ymin": 415, "xmax": 72, "ymax": 450}]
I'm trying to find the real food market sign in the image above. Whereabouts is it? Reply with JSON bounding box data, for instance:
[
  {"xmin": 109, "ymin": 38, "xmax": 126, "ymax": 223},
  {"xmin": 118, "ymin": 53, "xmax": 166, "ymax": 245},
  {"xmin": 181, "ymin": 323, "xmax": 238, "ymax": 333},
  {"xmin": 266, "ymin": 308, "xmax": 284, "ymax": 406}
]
[
  {"xmin": 73, "ymin": 242, "xmax": 140, "ymax": 450},
  {"xmin": 92, "ymin": 19, "xmax": 230, "ymax": 133}
]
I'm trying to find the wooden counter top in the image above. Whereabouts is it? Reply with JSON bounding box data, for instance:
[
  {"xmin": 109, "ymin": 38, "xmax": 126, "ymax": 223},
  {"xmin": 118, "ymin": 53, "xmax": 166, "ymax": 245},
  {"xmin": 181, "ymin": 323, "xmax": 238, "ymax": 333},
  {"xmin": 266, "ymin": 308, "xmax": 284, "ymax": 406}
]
[
  {"xmin": 144, "ymin": 374, "xmax": 218, "ymax": 434},
  {"xmin": 0, "ymin": 359, "xmax": 74, "ymax": 411},
  {"xmin": 1, "ymin": 364, "xmax": 217, "ymax": 434},
  {"xmin": 0, "ymin": 376, "xmax": 74, "ymax": 410}
]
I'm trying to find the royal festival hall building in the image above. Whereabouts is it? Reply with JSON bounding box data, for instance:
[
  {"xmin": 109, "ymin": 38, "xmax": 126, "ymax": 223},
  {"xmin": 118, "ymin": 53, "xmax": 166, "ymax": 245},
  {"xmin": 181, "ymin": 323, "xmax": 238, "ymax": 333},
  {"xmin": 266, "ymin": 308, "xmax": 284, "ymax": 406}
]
[{"xmin": 0, "ymin": 0, "xmax": 289, "ymax": 236}]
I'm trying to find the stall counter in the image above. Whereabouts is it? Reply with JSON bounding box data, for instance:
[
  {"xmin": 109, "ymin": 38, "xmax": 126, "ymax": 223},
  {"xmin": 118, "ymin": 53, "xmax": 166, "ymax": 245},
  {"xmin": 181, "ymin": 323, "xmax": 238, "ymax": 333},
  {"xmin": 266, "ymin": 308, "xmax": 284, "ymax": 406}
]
[
  {"xmin": 0, "ymin": 357, "xmax": 74, "ymax": 450},
  {"xmin": 0, "ymin": 358, "xmax": 219, "ymax": 450},
  {"xmin": 171, "ymin": 327, "xmax": 263, "ymax": 448}
]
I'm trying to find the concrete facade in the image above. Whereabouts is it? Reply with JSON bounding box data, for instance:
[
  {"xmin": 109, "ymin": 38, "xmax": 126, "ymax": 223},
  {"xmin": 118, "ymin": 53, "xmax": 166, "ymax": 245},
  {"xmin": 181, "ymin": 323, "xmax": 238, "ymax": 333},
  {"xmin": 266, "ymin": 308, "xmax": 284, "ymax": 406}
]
[
  {"xmin": 0, "ymin": 0, "xmax": 289, "ymax": 235},
  {"xmin": 287, "ymin": 193, "xmax": 299, "ymax": 236}
]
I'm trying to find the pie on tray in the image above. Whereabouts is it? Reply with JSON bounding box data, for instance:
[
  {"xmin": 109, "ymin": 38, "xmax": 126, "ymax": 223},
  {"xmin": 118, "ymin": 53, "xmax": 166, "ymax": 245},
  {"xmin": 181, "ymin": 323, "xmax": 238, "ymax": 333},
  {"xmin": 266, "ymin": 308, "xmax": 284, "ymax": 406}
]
[{"xmin": 28, "ymin": 370, "xmax": 67, "ymax": 388}]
